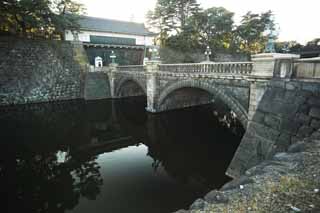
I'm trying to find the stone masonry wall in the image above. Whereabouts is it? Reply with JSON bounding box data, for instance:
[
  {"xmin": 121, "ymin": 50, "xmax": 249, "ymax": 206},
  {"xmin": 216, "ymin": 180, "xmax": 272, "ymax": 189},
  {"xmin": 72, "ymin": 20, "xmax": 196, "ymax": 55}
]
[
  {"xmin": 84, "ymin": 72, "xmax": 111, "ymax": 100},
  {"xmin": 0, "ymin": 37, "xmax": 87, "ymax": 105},
  {"xmin": 227, "ymin": 78, "xmax": 320, "ymax": 178}
]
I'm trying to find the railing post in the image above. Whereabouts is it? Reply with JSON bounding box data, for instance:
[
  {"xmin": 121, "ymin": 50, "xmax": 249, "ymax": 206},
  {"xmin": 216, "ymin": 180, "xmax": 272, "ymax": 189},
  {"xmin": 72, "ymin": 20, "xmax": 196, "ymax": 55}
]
[{"xmin": 145, "ymin": 60, "xmax": 161, "ymax": 113}]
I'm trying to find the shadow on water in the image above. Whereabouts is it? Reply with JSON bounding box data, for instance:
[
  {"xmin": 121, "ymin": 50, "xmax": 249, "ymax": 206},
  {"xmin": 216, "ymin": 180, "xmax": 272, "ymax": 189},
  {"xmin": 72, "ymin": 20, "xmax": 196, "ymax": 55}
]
[{"xmin": 0, "ymin": 97, "xmax": 244, "ymax": 213}]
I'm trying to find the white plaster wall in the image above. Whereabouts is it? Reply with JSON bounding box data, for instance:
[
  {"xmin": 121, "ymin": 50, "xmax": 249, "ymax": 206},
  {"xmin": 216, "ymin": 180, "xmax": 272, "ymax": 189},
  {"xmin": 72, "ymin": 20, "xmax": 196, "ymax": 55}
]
[{"xmin": 65, "ymin": 30, "xmax": 154, "ymax": 46}]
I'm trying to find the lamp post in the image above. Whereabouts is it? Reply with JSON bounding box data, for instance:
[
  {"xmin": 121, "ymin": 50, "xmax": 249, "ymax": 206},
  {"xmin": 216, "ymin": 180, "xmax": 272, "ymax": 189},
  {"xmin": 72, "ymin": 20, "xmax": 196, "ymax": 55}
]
[
  {"xmin": 265, "ymin": 32, "xmax": 276, "ymax": 53},
  {"xmin": 110, "ymin": 50, "xmax": 116, "ymax": 64},
  {"xmin": 204, "ymin": 46, "xmax": 212, "ymax": 62},
  {"xmin": 264, "ymin": 16, "xmax": 278, "ymax": 53}
]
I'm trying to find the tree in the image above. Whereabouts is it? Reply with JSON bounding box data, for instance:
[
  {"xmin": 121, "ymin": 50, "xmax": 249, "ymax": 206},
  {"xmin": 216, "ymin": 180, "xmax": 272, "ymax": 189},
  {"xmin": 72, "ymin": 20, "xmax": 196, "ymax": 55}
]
[
  {"xmin": 275, "ymin": 41, "xmax": 301, "ymax": 53},
  {"xmin": 0, "ymin": 0, "xmax": 85, "ymax": 39},
  {"xmin": 233, "ymin": 11, "xmax": 275, "ymax": 53},
  {"xmin": 51, "ymin": 0, "xmax": 85, "ymax": 39},
  {"xmin": 0, "ymin": 0, "xmax": 51, "ymax": 34},
  {"xmin": 187, "ymin": 7, "xmax": 234, "ymax": 51},
  {"xmin": 147, "ymin": 0, "xmax": 277, "ymax": 61},
  {"xmin": 147, "ymin": 0, "xmax": 201, "ymax": 36}
]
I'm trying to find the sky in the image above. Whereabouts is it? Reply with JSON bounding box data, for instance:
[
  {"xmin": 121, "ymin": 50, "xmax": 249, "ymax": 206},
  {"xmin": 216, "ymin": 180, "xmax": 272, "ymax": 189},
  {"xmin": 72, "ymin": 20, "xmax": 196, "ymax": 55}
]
[{"xmin": 78, "ymin": 0, "xmax": 320, "ymax": 44}]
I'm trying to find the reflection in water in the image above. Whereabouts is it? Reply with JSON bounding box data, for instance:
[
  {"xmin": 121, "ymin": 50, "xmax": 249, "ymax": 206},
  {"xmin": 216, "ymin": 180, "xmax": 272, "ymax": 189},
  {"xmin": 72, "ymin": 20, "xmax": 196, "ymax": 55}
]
[{"xmin": 0, "ymin": 97, "xmax": 244, "ymax": 213}]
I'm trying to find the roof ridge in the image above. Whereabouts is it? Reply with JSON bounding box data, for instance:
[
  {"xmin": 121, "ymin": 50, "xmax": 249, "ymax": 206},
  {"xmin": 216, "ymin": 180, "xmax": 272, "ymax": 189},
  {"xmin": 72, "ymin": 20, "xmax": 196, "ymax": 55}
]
[
  {"xmin": 77, "ymin": 15, "xmax": 156, "ymax": 36},
  {"xmin": 80, "ymin": 15, "xmax": 145, "ymax": 26}
]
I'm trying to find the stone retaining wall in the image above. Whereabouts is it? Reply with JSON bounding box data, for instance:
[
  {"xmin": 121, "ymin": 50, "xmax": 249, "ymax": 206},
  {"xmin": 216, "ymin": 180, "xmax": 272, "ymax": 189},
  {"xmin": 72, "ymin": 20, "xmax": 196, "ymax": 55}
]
[
  {"xmin": 176, "ymin": 131, "xmax": 320, "ymax": 213},
  {"xmin": 84, "ymin": 72, "xmax": 111, "ymax": 100},
  {"xmin": 0, "ymin": 37, "xmax": 87, "ymax": 105},
  {"xmin": 227, "ymin": 78, "xmax": 320, "ymax": 178}
]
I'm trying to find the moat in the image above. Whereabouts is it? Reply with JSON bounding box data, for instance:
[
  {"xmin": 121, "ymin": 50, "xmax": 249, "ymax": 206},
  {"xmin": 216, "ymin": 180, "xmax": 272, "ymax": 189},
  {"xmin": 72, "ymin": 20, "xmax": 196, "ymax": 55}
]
[{"xmin": 0, "ymin": 97, "xmax": 244, "ymax": 213}]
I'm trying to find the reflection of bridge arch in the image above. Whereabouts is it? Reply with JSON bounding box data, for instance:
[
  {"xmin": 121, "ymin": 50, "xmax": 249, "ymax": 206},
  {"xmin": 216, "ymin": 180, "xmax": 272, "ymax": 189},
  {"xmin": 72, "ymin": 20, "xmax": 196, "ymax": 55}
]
[
  {"xmin": 158, "ymin": 80, "xmax": 248, "ymax": 128},
  {"xmin": 113, "ymin": 97, "xmax": 149, "ymax": 143},
  {"xmin": 115, "ymin": 77, "xmax": 146, "ymax": 97}
]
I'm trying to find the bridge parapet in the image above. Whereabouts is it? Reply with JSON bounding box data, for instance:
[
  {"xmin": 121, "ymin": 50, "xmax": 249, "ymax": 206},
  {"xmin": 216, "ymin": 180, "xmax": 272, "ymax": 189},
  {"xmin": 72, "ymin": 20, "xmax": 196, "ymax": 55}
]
[
  {"xmin": 159, "ymin": 62, "xmax": 253, "ymax": 75},
  {"xmin": 293, "ymin": 57, "xmax": 320, "ymax": 79},
  {"xmin": 252, "ymin": 53, "xmax": 299, "ymax": 78},
  {"xmin": 117, "ymin": 65, "xmax": 145, "ymax": 72}
]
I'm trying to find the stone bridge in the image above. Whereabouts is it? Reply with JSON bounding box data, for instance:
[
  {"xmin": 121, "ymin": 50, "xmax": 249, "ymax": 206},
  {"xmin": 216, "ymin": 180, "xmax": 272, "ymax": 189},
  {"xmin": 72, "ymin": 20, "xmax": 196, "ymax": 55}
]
[
  {"xmin": 87, "ymin": 53, "xmax": 320, "ymax": 178},
  {"xmin": 92, "ymin": 54, "xmax": 305, "ymax": 129},
  {"xmin": 105, "ymin": 62, "xmax": 255, "ymax": 128}
]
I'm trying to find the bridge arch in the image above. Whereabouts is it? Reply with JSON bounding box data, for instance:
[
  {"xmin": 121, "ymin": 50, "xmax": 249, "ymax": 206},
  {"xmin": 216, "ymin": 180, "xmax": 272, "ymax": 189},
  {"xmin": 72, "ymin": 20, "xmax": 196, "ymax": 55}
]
[
  {"xmin": 115, "ymin": 77, "xmax": 147, "ymax": 97},
  {"xmin": 158, "ymin": 80, "xmax": 248, "ymax": 128}
]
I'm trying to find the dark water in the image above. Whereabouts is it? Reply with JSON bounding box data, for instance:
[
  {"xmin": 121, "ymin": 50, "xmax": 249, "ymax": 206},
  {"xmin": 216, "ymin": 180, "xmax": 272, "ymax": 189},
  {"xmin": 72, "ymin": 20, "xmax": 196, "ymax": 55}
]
[{"xmin": 0, "ymin": 97, "xmax": 244, "ymax": 213}]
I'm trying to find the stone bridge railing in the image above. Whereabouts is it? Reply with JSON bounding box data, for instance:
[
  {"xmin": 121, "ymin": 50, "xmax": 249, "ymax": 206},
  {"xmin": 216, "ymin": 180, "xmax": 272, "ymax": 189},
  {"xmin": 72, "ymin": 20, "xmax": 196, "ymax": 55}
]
[
  {"xmin": 102, "ymin": 54, "xmax": 320, "ymax": 82},
  {"xmin": 159, "ymin": 62, "xmax": 253, "ymax": 75},
  {"xmin": 113, "ymin": 62, "xmax": 253, "ymax": 75}
]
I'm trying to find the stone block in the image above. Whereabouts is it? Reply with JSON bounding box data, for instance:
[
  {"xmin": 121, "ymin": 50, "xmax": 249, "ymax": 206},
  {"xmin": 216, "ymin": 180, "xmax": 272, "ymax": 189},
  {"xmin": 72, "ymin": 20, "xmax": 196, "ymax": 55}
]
[
  {"xmin": 252, "ymin": 111, "xmax": 266, "ymax": 123},
  {"xmin": 309, "ymin": 107, "xmax": 320, "ymax": 119},
  {"xmin": 302, "ymin": 83, "xmax": 320, "ymax": 93},
  {"xmin": 249, "ymin": 121, "xmax": 280, "ymax": 141},
  {"xmin": 285, "ymin": 81, "xmax": 301, "ymax": 90},
  {"xmin": 298, "ymin": 103, "xmax": 310, "ymax": 114},
  {"xmin": 260, "ymin": 101, "xmax": 298, "ymax": 118},
  {"xmin": 295, "ymin": 113, "xmax": 311, "ymax": 125},
  {"xmin": 307, "ymin": 97, "xmax": 320, "ymax": 107},
  {"xmin": 297, "ymin": 125, "xmax": 314, "ymax": 138},
  {"xmin": 294, "ymin": 95, "xmax": 308, "ymax": 106},
  {"xmin": 280, "ymin": 118, "xmax": 300, "ymax": 134},
  {"xmin": 269, "ymin": 80, "xmax": 285, "ymax": 88},
  {"xmin": 288, "ymin": 142, "xmax": 307, "ymax": 153},
  {"xmin": 275, "ymin": 133, "xmax": 291, "ymax": 152},
  {"xmin": 274, "ymin": 89, "xmax": 286, "ymax": 101},
  {"xmin": 264, "ymin": 114, "xmax": 281, "ymax": 130},
  {"xmin": 297, "ymin": 90, "xmax": 313, "ymax": 98},
  {"xmin": 311, "ymin": 119, "xmax": 320, "ymax": 129},
  {"xmin": 283, "ymin": 90, "xmax": 297, "ymax": 103},
  {"xmin": 279, "ymin": 103, "xmax": 300, "ymax": 118}
]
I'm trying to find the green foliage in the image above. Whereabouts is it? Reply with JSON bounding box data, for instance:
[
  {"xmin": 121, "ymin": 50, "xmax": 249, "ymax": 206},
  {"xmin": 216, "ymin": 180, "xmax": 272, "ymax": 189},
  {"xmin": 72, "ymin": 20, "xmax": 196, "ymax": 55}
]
[
  {"xmin": 187, "ymin": 7, "xmax": 234, "ymax": 50},
  {"xmin": 232, "ymin": 10, "xmax": 274, "ymax": 54},
  {"xmin": 148, "ymin": 1, "xmax": 276, "ymax": 58},
  {"xmin": 275, "ymin": 40, "xmax": 301, "ymax": 53},
  {"xmin": 0, "ymin": 0, "xmax": 85, "ymax": 39},
  {"xmin": 147, "ymin": 0, "xmax": 201, "ymax": 45},
  {"xmin": 159, "ymin": 47, "xmax": 204, "ymax": 63}
]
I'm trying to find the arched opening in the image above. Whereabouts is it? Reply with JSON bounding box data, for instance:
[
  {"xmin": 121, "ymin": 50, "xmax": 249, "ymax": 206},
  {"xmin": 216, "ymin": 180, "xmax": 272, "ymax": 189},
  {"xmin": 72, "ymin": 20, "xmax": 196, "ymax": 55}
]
[
  {"xmin": 159, "ymin": 86, "xmax": 245, "ymax": 134},
  {"xmin": 159, "ymin": 87, "xmax": 214, "ymax": 111},
  {"xmin": 117, "ymin": 80, "xmax": 146, "ymax": 98},
  {"xmin": 158, "ymin": 80, "xmax": 248, "ymax": 129}
]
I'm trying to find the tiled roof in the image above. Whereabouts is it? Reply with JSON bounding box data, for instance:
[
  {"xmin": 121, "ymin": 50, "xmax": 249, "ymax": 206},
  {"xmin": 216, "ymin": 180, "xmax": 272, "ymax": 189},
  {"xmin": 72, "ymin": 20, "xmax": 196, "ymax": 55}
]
[{"xmin": 78, "ymin": 16, "xmax": 155, "ymax": 36}]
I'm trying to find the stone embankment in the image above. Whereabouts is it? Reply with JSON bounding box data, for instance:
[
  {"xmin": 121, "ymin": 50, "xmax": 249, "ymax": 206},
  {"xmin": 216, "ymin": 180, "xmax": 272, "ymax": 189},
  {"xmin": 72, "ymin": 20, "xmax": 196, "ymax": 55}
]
[
  {"xmin": 176, "ymin": 78, "xmax": 320, "ymax": 212},
  {"xmin": 176, "ymin": 132, "xmax": 320, "ymax": 212},
  {"xmin": 228, "ymin": 78, "xmax": 320, "ymax": 178},
  {"xmin": 84, "ymin": 72, "xmax": 111, "ymax": 100},
  {"xmin": 0, "ymin": 37, "xmax": 87, "ymax": 105}
]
